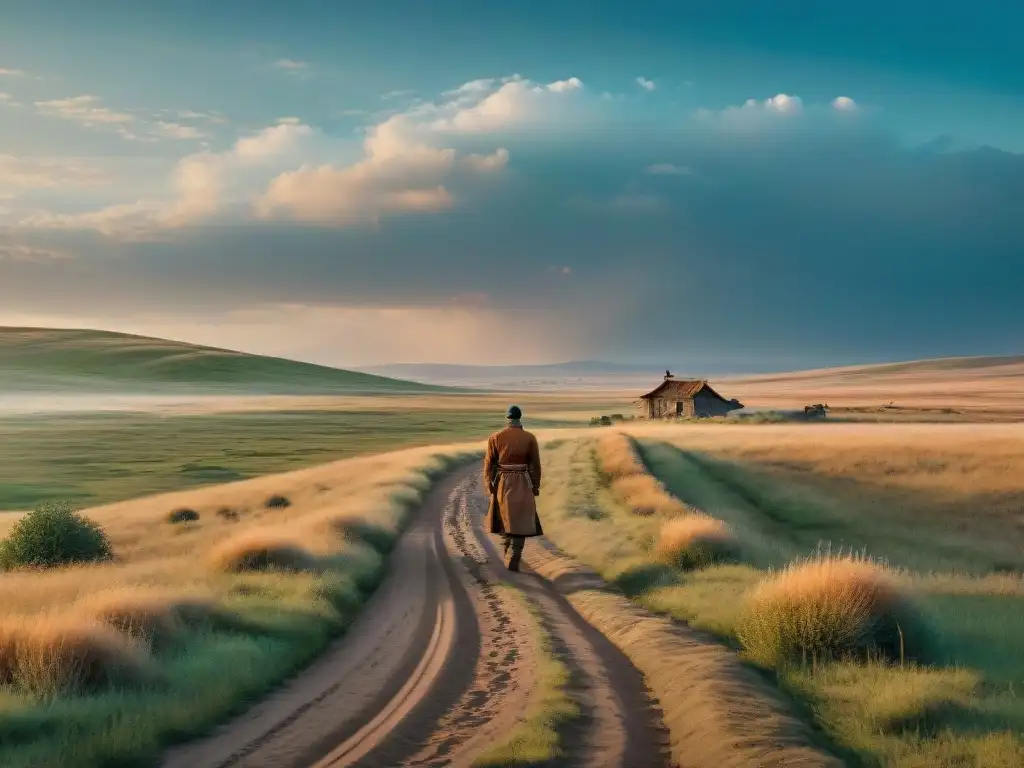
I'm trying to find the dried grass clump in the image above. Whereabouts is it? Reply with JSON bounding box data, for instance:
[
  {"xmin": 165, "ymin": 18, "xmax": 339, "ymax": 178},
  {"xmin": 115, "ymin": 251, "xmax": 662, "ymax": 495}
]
[
  {"xmin": 208, "ymin": 530, "xmax": 319, "ymax": 573},
  {"xmin": 595, "ymin": 433, "xmax": 646, "ymax": 479},
  {"xmin": 263, "ymin": 494, "xmax": 291, "ymax": 510},
  {"xmin": 737, "ymin": 553, "xmax": 929, "ymax": 668},
  {"xmin": 216, "ymin": 506, "xmax": 240, "ymax": 521},
  {"xmin": 610, "ymin": 474, "xmax": 689, "ymax": 517},
  {"xmin": 166, "ymin": 508, "xmax": 200, "ymax": 524},
  {"xmin": 0, "ymin": 615, "xmax": 153, "ymax": 696},
  {"xmin": 75, "ymin": 589, "xmax": 226, "ymax": 647},
  {"xmin": 655, "ymin": 515, "xmax": 739, "ymax": 570}
]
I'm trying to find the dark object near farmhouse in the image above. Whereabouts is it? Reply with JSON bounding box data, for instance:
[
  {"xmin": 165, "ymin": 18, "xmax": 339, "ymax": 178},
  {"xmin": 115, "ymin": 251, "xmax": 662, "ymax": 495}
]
[
  {"xmin": 639, "ymin": 374, "xmax": 744, "ymax": 419},
  {"xmin": 804, "ymin": 403, "xmax": 829, "ymax": 419}
]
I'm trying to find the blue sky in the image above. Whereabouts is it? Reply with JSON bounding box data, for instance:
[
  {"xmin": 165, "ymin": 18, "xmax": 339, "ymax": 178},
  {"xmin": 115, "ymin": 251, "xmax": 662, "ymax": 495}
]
[{"xmin": 1, "ymin": 1, "xmax": 1022, "ymax": 370}]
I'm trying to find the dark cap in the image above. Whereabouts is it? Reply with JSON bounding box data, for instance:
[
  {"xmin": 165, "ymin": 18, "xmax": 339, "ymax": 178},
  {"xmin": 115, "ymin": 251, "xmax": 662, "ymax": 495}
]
[{"xmin": 506, "ymin": 404, "xmax": 522, "ymax": 420}]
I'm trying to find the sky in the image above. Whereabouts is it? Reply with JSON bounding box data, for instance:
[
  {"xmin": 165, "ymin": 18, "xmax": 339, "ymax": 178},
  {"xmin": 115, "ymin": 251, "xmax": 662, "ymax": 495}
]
[{"xmin": 1, "ymin": 0, "xmax": 1023, "ymax": 371}]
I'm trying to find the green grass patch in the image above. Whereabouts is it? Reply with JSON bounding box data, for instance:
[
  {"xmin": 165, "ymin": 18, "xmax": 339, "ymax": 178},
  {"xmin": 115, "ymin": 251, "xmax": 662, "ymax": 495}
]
[{"xmin": 0, "ymin": 410, "xmax": 571, "ymax": 510}]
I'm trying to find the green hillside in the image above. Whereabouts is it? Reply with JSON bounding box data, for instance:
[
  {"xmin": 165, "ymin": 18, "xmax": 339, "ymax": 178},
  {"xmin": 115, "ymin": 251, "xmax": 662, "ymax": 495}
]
[{"xmin": 0, "ymin": 327, "xmax": 453, "ymax": 394}]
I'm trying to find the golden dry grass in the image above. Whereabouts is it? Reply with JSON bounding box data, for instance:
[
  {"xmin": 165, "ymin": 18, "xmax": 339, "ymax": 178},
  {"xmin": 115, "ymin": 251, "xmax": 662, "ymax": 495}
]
[
  {"xmin": 0, "ymin": 440, "xmax": 481, "ymax": 766},
  {"xmin": 628, "ymin": 422, "xmax": 1024, "ymax": 558},
  {"xmin": 596, "ymin": 432, "xmax": 693, "ymax": 517},
  {"xmin": 736, "ymin": 553, "xmax": 925, "ymax": 668},
  {"xmin": 206, "ymin": 529, "xmax": 320, "ymax": 573},
  {"xmin": 655, "ymin": 515, "xmax": 739, "ymax": 570},
  {"xmin": 595, "ymin": 431, "xmax": 646, "ymax": 478},
  {"xmin": 0, "ymin": 615, "xmax": 153, "ymax": 697}
]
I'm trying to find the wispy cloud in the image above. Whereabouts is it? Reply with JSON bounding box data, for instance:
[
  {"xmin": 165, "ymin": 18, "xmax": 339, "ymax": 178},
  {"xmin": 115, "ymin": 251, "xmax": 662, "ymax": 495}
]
[
  {"xmin": 636, "ymin": 76, "xmax": 656, "ymax": 91},
  {"xmin": 0, "ymin": 68, "xmax": 27, "ymax": 77},
  {"xmin": 0, "ymin": 243, "xmax": 74, "ymax": 262},
  {"xmin": 273, "ymin": 59, "xmax": 311, "ymax": 77},
  {"xmin": 34, "ymin": 95, "xmax": 211, "ymax": 141},
  {"xmin": 0, "ymin": 155, "xmax": 108, "ymax": 190},
  {"xmin": 646, "ymin": 163, "xmax": 693, "ymax": 176}
]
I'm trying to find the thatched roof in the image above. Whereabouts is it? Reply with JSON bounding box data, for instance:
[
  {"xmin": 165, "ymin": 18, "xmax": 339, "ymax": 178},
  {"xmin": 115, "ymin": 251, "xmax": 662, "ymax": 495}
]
[{"xmin": 639, "ymin": 378, "xmax": 733, "ymax": 403}]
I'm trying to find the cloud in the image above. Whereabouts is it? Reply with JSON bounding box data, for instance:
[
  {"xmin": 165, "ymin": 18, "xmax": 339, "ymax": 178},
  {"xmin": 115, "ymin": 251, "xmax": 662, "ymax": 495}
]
[
  {"xmin": 636, "ymin": 77, "xmax": 656, "ymax": 91},
  {"xmin": 0, "ymin": 243, "xmax": 73, "ymax": 262},
  {"xmin": 10, "ymin": 77, "xmax": 1024, "ymax": 369},
  {"xmin": 273, "ymin": 59, "xmax": 311, "ymax": 77},
  {"xmin": 0, "ymin": 68, "xmax": 27, "ymax": 77},
  {"xmin": 646, "ymin": 163, "xmax": 693, "ymax": 176},
  {"xmin": 832, "ymin": 96, "xmax": 858, "ymax": 112},
  {"xmin": 33, "ymin": 95, "xmax": 211, "ymax": 141},
  {"xmin": 36, "ymin": 95, "xmax": 134, "ymax": 128},
  {"xmin": 0, "ymin": 155, "xmax": 107, "ymax": 190}
]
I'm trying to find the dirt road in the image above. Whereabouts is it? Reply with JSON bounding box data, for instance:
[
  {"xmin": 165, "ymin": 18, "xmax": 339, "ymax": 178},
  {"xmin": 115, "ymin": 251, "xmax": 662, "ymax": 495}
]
[{"xmin": 162, "ymin": 466, "xmax": 671, "ymax": 767}]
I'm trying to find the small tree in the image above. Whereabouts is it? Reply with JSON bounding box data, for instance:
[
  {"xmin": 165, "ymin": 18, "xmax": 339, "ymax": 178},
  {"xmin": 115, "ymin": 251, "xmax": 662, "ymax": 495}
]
[{"xmin": 0, "ymin": 501, "xmax": 113, "ymax": 569}]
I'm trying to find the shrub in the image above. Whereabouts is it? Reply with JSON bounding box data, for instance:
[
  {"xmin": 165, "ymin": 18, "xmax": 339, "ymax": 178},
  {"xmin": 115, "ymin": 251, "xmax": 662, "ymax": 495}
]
[
  {"xmin": 166, "ymin": 507, "xmax": 200, "ymax": 524},
  {"xmin": 0, "ymin": 616, "xmax": 153, "ymax": 696},
  {"xmin": 736, "ymin": 553, "xmax": 929, "ymax": 668},
  {"xmin": 216, "ymin": 506, "xmax": 240, "ymax": 521},
  {"xmin": 208, "ymin": 531, "xmax": 318, "ymax": 573},
  {"xmin": 0, "ymin": 501, "xmax": 112, "ymax": 570},
  {"xmin": 264, "ymin": 494, "xmax": 291, "ymax": 509},
  {"xmin": 654, "ymin": 515, "xmax": 739, "ymax": 570}
]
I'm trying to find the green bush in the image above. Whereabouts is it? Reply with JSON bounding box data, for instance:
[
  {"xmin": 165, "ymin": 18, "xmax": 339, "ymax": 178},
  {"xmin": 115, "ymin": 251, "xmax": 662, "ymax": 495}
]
[
  {"xmin": 264, "ymin": 494, "xmax": 291, "ymax": 509},
  {"xmin": 0, "ymin": 501, "xmax": 113, "ymax": 569},
  {"xmin": 166, "ymin": 507, "xmax": 200, "ymax": 524}
]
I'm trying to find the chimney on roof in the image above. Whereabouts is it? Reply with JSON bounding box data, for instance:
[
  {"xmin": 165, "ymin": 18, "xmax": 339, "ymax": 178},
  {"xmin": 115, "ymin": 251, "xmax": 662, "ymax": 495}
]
[{"xmin": 664, "ymin": 369, "xmax": 672, "ymax": 379}]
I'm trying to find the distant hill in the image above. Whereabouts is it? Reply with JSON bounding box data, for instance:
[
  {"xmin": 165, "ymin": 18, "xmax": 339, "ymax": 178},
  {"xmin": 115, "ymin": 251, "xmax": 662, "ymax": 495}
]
[
  {"xmin": 360, "ymin": 360, "xmax": 663, "ymax": 389},
  {"xmin": 0, "ymin": 328, "xmax": 454, "ymax": 395}
]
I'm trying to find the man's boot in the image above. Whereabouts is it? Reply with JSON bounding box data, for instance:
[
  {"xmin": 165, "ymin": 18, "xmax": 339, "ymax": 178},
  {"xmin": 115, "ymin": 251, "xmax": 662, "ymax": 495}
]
[{"xmin": 507, "ymin": 536, "xmax": 524, "ymax": 572}]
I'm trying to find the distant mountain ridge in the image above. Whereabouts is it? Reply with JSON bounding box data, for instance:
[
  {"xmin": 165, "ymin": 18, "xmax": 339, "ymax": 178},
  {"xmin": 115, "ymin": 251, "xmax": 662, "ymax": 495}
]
[{"xmin": 0, "ymin": 327, "xmax": 454, "ymax": 395}]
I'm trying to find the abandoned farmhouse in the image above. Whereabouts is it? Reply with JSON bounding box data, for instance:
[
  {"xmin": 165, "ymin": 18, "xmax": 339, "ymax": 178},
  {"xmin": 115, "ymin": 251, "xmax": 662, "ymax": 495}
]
[{"xmin": 639, "ymin": 372, "xmax": 744, "ymax": 419}]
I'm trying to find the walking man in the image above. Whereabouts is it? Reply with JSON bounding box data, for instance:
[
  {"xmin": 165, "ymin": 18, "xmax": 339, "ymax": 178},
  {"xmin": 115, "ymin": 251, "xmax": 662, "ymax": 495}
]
[{"xmin": 483, "ymin": 405, "xmax": 543, "ymax": 571}]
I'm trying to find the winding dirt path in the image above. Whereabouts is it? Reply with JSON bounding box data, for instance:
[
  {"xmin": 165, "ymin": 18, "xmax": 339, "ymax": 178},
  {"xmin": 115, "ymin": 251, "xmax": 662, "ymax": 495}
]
[{"xmin": 161, "ymin": 466, "xmax": 672, "ymax": 767}]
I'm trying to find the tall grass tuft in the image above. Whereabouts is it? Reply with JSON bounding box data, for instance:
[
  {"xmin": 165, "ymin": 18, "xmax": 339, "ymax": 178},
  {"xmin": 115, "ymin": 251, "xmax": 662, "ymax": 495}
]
[
  {"xmin": 0, "ymin": 615, "xmax": 154, "ymax": 697},
  {"xmin": 655, "ymin": 515, "xmax": 739, "ymax": 570},
  {"xmin": 74, "ymin": 589, "xmax": 231, "ymax": 648},
  {"xmin": 595, "ymin": 432, "xmax": 646, "ymax": 479},
  {"xmin": 207, "ymin": 530, "xmax": 320, "ymax": 573},
  {"xmin": 737, "ymin": 551, "xmax": 930, "ymax": 668}
]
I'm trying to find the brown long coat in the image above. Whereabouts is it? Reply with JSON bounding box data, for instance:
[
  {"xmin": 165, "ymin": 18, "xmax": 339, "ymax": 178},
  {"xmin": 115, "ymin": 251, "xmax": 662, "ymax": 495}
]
[{"xmin": 483, "ymin": 424, "xmax": 544, "ymax": 537}]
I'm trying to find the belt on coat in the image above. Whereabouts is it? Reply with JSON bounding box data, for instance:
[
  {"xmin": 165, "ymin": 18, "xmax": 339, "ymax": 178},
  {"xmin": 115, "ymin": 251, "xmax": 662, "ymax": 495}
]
[{"xmin": 497, "ymin": 463, "xmax": 529, "ymax": 472}]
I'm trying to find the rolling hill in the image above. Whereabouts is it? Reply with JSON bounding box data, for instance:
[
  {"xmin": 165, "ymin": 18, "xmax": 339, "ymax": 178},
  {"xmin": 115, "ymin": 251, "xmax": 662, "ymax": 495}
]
[{"xmin": 0, "ymin": 328, "xmax": 455, "ymax": 395}]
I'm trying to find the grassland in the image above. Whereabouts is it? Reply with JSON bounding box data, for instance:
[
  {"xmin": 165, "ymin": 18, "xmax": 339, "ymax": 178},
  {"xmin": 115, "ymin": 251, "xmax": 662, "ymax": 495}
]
[
  {"xmin": 535, "ymin": 425, "xmax": 1024, "ymax": 767},
  {"xmin": 0, "ymin": 393, "xmax": 628, "ymax": 510},
  {"xmin": 0, "ymin": 443, "xmax": 480, "ymax": 767}
]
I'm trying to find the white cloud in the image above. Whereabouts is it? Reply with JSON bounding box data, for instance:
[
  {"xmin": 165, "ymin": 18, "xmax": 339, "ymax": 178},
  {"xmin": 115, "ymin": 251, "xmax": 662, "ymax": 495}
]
[
  {"xmin": 646, "ymin": 163, "xmax": 693, "ymax": 176},
  {"xmin": 0, "ymin": 68, "xmax": 27, "ymax": 77},
  {"xmin": 463, "ymin": 148, "xmax": 510, "ymax": 172},
  {"xmin": 636, "ymin": 77, "xmax": 656, "ymax": 91},
  {"xmin": 832, "ymin": 96, "xmax": 858, "ymax": 112},
  {"xmin": 427, "ymin": 75, "xmax": 587, "ymax": 134},
  {"xmin": 36, "ymin": 95, "xmax": 134, "ymax": 127}
]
